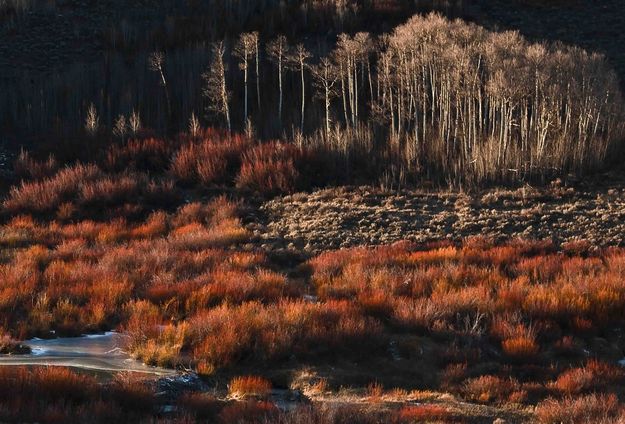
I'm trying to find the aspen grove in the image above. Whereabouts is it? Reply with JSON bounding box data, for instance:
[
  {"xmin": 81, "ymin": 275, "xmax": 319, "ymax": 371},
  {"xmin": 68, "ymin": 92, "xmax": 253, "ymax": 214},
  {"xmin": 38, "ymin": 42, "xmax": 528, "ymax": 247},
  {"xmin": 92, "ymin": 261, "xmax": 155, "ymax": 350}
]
[{"xmin": 199, "ymin": 14, "xmax": 625, "ymax": 184}]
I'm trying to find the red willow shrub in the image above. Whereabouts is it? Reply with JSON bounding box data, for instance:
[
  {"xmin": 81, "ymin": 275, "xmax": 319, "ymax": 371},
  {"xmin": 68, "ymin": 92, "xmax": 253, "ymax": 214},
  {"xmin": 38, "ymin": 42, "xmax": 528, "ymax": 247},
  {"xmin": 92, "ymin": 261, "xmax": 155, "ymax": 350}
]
[
  {"xmin": 4, "ymin": 164, "xmax": 101, "ymax": 214},
  {"xmin": 305, "ymin": 241, "xmax": 625, "ymax": 366},
  {"xmin": 236, "ymin": 142, "xmax": 302, "ymax": 195},
  {"xmin": 13, "ymin": 149, "xmax": 59, "ymax": 181},
  {"xmin": 3, "ymin": 163, "xmax": 178, "ymax": 219},
  {"xmin": 170, "ymin": 134, "xmax": 318, "ymax": 194},
  {"xmin": 13, "ymin": 129, "xmax": 328, "ymax": 204},
  {"xmin": 105, "ymin": 138, "xmax": 172, "ymax": 172},
  {"xmin": 170, "ymin": 133, "xmax": 251, "ymax": 185},
  {"xmin": 187, "ymin": 300, "xmax": 383, "ymax": 369},
  {"xmin": 395, "ymin": 404, "xmax": 451, "ymax": 422}
]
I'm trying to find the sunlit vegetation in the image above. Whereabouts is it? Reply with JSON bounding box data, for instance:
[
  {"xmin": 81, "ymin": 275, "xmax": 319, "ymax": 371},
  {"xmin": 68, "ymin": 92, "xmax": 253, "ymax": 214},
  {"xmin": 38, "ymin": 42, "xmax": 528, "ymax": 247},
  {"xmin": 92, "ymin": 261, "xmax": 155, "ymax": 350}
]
[
  {"xmin": 3, "ymin": 177, "xmax": 625, "ymax": 418},
  {"xmin": 228, "ymin": 375, "xmax": 272, "ymax": 399}
]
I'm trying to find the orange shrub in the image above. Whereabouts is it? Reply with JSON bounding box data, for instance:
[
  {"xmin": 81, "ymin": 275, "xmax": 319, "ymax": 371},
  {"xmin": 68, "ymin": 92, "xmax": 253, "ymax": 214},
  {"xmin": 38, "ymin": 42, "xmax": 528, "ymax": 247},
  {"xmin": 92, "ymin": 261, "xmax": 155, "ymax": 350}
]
[
  {"xmin": 366, "ymin": 381, "xmax": 383, "ymax": 401},
  {"xmin": 501, "ymin": 336, "xmax": 540, "ymax": 360},
  {"xmin": 130, "ymin": 211, "xmax": 168, "ymax": 239},
  {"xmin": 189, "ymin": 300, "xmax": 382, "ymax": 369},
  {"xmin": 552, "ymin": 360, "xmax": 625, "ymax": 395},
  {"xmin": 551, "ymin": 367, "xmax": 595, "ymax": 395},
  {"xmin": 228, "ymin": 376, "xmax": 272, "ymax": 399},
  {"xmin": 395, "ymin": 404, "xmax": 451, "ymax": 422}
]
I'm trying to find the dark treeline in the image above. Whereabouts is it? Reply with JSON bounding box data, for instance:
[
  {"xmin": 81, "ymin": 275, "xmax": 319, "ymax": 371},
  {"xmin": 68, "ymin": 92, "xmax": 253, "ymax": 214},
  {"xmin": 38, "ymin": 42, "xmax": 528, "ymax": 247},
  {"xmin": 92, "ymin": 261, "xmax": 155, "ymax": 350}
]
[
  {"xmin": 0, "ymin": 0, "xmax": 467, "ymax": 140},
  {"xmin": 1, "ymin": 10, "xmax": 624, "ymax": 186}
]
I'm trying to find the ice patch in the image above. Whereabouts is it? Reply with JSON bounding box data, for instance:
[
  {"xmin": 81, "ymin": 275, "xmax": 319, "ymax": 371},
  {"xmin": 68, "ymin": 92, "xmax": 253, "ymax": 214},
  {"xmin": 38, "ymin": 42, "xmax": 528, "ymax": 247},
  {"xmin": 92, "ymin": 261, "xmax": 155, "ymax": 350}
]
[{"xmin": 30, "ymin": 347, "xmax": 49, "ymax": 356}]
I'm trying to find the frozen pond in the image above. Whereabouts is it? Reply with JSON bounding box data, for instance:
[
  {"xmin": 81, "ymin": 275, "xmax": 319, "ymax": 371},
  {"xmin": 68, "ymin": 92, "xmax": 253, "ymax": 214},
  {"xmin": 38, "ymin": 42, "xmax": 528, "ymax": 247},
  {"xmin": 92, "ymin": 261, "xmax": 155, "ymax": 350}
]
[{"xmin": 0, "ymin": 332, "xmax": 175, "ymax": 376}]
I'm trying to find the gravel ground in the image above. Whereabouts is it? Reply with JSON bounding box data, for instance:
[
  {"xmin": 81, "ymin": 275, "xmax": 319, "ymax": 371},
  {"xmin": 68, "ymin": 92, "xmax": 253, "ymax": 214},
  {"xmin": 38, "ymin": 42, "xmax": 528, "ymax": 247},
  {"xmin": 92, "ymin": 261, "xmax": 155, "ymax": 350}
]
[{"xmin": 247, "ymin": 182, "xmax": 625, "ymax": 253}]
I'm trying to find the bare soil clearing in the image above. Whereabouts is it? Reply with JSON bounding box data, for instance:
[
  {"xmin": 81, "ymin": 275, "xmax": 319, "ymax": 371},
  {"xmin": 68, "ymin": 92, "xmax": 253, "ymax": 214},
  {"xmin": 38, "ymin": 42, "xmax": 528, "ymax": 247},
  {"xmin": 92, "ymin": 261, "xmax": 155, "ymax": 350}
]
[{"xmin": 249, "ymin": 182, "xmax": 625, "ymax": 253}]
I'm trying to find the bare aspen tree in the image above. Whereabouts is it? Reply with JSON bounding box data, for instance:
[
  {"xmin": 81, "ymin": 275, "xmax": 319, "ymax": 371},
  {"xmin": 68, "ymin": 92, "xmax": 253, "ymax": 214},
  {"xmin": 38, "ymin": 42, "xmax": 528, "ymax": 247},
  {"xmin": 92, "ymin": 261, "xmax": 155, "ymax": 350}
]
[
  {"xmin": 354, "ymin": 32, "xmax": 375, "ymax": 104},
  {"xmin": 149, "ymin": 51, "xmax": 172, "ymax": 122},
  {"xmin": 129, "ymin": 109, "xmax": 142, "ymax": 135},
  {"xmin": 234, "ymin": 33, "xmax": 256, "ymax": 127},
  {"xmin": 85, "ymin": 103, "xmax": 99, "ymax": 135},
  {"xmin": 189, "ymin": 112, "xmax": 201, "ymax": 137},
  {"xmin": 251, "ymin": 32, "xmax": 261, "ymax": 110},
  {"xmin": 113, "ymin": 114, "xmax": 127, "ymax": 140},
  {"xmin": 288, "ymin": 44, "xmax": 311, "ymax": 132},
  {"xmin": 334, "ymin": 33, "xmax": 368, "ymax": 128},
  {"xmin": 267, "ymin": 35, "xmax": 289, "ymax": 128},
  {"xmin": 203, "ymin": 41, "xmax": 231, "ymax": 132},
  {"xmin": 311, "ymin": 57, "xmax": 338, "ymax": 137}
]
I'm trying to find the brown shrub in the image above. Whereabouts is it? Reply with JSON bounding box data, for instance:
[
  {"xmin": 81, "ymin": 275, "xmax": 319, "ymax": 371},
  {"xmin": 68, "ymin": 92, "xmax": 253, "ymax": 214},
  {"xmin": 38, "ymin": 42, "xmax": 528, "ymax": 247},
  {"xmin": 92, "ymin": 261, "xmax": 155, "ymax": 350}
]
[
  {"xmin": 179, "ymin": 392, "xmax": 221, "ymax": 420},
  {"xmin": 463, "ymin": 375, "xmax": 517, "ymax": 403},
  {"xmin": 108, "ymin": 373, "xmax": 155, "ymax": 413},
  {"xmin": 218, "ymin": 400, "xmax": 279, "ymax": 424},
  {"xmin": 535, "ymin": 393, "xmax": 620, "ymax": 424}
]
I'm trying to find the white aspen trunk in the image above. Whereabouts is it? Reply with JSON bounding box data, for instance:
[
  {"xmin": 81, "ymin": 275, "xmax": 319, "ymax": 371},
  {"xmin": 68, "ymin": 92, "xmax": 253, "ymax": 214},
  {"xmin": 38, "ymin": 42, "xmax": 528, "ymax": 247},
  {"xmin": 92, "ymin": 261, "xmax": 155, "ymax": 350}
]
[
  {"xmin": 255, "ymin": 41, "xmax": 261, "ymax": 110},
  {"xmin": 278, "ymin": 54, "xmax": 283, "ymax": 127},
  {"xmin": 243, "ymin": 51, "xmax": 248, "ymax": 127},
  {"xmin": 300, "ymin": 61, "xmax": 305, "ymax": 132}
]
